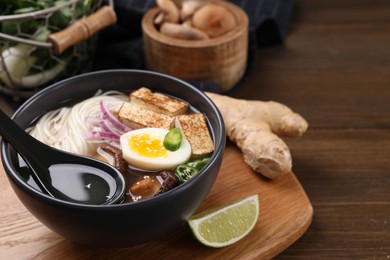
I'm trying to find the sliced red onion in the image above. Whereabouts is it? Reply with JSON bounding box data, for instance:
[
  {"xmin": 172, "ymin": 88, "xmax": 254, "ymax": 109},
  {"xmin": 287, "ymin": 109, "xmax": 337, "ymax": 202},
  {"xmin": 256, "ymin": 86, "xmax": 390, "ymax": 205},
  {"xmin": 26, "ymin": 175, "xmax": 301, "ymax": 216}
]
[
  {"xmin": 86, "ymin": 139, "xmax": 121, "ymax": 149},
  {"xmin": 85, "ymin": 139, "xmax": 108, "ymax": 144},
  {"xmin": 100, "ymin": 101, "xmax": 132, "ymax": 133},
  {"xmin": 108, "ymin": 141, "xmax": 121, "ymax": 150},
  {"xmin": 85, "ymin": 131, "xmax": 120, "ymax": 142},
  {"xmin": 84, "ymin": 101, "xmax": 134, "ymax": 150},
  {"xmin": 100, "ymin": 119, "xmax": 125, "ymax": 136},
  {"xmin": 85, "ymin": 116, "xmax": 101, "ymax": 127},
  {"xmin": 96, "ymin": 147, "xmax": 115, "ymax": 165},
  {"xmin": 89, "ymin": 126, "xmax": 104, "ymax": 133},
  {"xmin": 99, "ymin": 120, "xmax": 111, "ymax": 133}
]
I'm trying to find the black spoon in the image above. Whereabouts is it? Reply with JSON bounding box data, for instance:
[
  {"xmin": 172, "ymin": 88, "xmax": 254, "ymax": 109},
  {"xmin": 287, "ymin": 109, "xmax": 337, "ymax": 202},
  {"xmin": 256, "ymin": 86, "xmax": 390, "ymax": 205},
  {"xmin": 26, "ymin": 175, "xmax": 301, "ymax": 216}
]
[{"xmin": 0, "ymin": 109, "xmax": 126, "ymax": 205}]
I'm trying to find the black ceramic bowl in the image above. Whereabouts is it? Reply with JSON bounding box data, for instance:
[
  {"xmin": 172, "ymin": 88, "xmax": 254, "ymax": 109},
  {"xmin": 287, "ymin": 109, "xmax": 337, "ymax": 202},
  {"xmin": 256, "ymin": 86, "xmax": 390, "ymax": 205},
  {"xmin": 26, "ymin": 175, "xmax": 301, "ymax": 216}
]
[{"xmin": 1, "ymin": 70, "xmax": 225, "ymax": 247}]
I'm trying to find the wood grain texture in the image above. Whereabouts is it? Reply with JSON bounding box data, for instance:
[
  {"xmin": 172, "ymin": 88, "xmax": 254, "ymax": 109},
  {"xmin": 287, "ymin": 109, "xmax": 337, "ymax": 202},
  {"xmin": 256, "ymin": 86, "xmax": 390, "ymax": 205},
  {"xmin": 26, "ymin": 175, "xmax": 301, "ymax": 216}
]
[
  {"xmin": 0, "ymin": 144, "xmax": 312, "ymax": 259},
  {"xmin": 1, "ymin": 0, "xmax": 390, "ymax": 258},
  {"xmin": 279, "ymin": 130, "xmax": 390, "ymax": 258},
  {"xmin": 231, "ymin": 0, "xmax": 390, "ymax": 258},
  {"xmin": 48, "ymin": 6, "xmax": 117, "ymax": 55},
  {"xmin": 235, "ymin": 0, "xmax": 390, "ymax": 130}
]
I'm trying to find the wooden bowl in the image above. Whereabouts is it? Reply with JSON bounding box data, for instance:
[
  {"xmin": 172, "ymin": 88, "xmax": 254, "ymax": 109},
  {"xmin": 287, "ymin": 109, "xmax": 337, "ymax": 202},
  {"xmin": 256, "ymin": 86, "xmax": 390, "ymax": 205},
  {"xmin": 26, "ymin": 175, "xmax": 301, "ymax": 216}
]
[{"xmin": 142, "ymin": 2, "xmax": 249, "ymax": 92}]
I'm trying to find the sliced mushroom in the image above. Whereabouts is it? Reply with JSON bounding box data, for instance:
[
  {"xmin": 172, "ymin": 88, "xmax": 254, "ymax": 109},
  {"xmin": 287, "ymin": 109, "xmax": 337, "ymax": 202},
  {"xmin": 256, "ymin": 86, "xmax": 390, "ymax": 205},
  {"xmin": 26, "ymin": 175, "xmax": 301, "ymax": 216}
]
[
  {"xmin": 154, "ymin": 171, "xmax": 179, "ymax": 195},
  {"xmin": 130, "ymin": 176, "xmax": 161, "ymax": 198},
  {"xmin": 180, "ymin": 0, "xmax": 207, "ymax": 21},
  {"xmin": 172, "ymin": 0, "xmax": 183, "ymax": 9},
  {"xmin": 156, "ymin": 0, "xmax": 180, "ymax": 23},
  {"xmin": 160, "ymin": 22, "xmax": 209, "ymax": 40},
  {"xmin": 154, "ymin": 11, "xmax": 165, "ymax": 26},
  {"xmin": 99, "ymin": 145, "xmax": 127, "ymax": 174},
  {"xmin": 192, "ymin": 3, "xmax": 236, "ymax": 38}
]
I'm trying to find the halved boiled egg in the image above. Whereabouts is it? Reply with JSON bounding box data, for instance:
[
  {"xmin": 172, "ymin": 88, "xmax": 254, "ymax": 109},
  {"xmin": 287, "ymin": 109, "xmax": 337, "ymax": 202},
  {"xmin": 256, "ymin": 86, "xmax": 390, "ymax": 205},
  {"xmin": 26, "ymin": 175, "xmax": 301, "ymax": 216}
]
[{"xmin": 120, "ymin": 128, "xmax": 191, "ymax": 170}]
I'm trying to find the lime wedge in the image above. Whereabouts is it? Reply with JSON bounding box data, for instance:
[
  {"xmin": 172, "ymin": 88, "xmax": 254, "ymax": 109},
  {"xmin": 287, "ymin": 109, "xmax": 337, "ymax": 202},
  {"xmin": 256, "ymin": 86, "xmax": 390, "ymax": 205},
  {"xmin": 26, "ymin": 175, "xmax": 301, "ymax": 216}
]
[{"xmin": 188, "ymin": 194, "xmax": 259, "ymax": 248}]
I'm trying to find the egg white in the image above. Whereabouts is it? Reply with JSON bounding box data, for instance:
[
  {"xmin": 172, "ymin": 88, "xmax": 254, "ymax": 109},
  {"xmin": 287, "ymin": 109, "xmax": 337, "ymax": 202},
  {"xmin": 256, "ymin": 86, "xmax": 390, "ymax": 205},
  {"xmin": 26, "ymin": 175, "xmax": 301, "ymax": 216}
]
[{"xmin": 120, "ymin": 128, "xmax": 191, "ymax": 170}]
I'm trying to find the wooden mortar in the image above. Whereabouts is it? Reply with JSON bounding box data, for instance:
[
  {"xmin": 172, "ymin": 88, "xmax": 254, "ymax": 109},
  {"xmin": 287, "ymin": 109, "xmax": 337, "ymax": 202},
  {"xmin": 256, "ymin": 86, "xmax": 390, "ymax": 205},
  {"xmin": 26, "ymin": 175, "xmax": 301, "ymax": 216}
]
[{"xmin": 142, "ymin": 1, "xmax": 248, "ymax": 92}]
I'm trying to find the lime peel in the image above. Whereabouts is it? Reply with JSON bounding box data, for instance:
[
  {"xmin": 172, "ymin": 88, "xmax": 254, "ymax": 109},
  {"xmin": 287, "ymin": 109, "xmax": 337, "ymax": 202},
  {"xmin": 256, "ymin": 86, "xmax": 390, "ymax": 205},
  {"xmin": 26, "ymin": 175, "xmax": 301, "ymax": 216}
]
[{"xmin": 188, "ymin": 194, "xmax": 259, "ymax": 248}]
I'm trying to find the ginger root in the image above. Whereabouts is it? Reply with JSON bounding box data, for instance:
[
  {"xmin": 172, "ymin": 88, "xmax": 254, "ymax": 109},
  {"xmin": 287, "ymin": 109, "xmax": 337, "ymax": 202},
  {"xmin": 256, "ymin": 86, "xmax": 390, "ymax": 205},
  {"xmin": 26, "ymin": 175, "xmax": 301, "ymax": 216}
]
[{"xmin": 206, "ymin": 92, "xmax": 308, "ymax": 179}]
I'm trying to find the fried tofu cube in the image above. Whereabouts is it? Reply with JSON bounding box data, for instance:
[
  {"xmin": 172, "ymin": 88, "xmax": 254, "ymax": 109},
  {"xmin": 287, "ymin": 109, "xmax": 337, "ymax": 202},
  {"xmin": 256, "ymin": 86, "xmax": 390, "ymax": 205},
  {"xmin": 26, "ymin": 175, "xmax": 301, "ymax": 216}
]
[
  {"xmin": 177, "ymin": 113, "xmax": 215, "ymax": 157},
  {"xmin": 118, "ymin": 102, "xmax": 175, "ymax": 130},
  {"xmin": 130, "ymin": 87, "xmax": 189, "ymax": 116}
]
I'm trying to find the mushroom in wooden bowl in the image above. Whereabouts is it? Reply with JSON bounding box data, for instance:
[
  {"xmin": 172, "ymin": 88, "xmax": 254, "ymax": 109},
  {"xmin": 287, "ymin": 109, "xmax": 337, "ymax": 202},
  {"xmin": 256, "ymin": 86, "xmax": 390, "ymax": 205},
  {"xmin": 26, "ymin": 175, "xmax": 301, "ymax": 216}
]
[{"xmin": 142, "ymin": 0, "xmax": 249, "ymax": 92}]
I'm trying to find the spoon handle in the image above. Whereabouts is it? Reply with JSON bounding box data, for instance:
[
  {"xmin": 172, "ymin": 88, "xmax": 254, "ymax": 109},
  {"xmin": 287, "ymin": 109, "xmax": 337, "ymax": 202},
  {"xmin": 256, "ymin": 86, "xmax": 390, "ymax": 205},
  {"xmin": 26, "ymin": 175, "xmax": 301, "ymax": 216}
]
[{"xmin": 0, "ymin": 109, "xmax": 53, "ymax": 194}]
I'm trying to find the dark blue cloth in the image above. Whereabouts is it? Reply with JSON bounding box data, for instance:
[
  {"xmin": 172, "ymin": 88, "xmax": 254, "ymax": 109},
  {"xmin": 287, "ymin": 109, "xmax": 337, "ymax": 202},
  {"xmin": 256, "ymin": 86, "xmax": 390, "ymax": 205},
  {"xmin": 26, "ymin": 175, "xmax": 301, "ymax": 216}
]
[{"xmin": 93, "ymin": 0, "xmax": 294, "ymax": 93}]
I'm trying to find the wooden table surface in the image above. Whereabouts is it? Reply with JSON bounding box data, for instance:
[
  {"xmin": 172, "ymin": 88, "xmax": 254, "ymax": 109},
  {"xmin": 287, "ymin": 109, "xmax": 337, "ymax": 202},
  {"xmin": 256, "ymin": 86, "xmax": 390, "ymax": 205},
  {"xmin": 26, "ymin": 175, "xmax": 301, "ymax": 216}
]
[
  {"xmin": 235, "ymin": 0, "xmax": 390, "ymax": 258},
  {"xmin": 1, "ymin": 0, "xmax": 389, "ymax": 258}
]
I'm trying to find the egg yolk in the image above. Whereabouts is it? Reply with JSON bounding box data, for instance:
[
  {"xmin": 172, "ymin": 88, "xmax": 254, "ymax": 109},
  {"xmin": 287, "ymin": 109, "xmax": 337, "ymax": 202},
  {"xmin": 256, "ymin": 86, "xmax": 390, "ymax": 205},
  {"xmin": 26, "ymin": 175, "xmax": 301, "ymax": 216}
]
[{"xmin": 128, "ymin": 133, "xmax": 168, "ymax": 158}]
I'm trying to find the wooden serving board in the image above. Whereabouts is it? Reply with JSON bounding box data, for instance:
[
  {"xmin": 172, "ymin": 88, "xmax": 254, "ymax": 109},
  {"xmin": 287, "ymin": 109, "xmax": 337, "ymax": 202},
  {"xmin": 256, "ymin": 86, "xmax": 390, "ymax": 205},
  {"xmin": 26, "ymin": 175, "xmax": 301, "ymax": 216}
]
[{"xmin": 0, "ymin": 143, "xmax": 313, "ymax": 259}]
